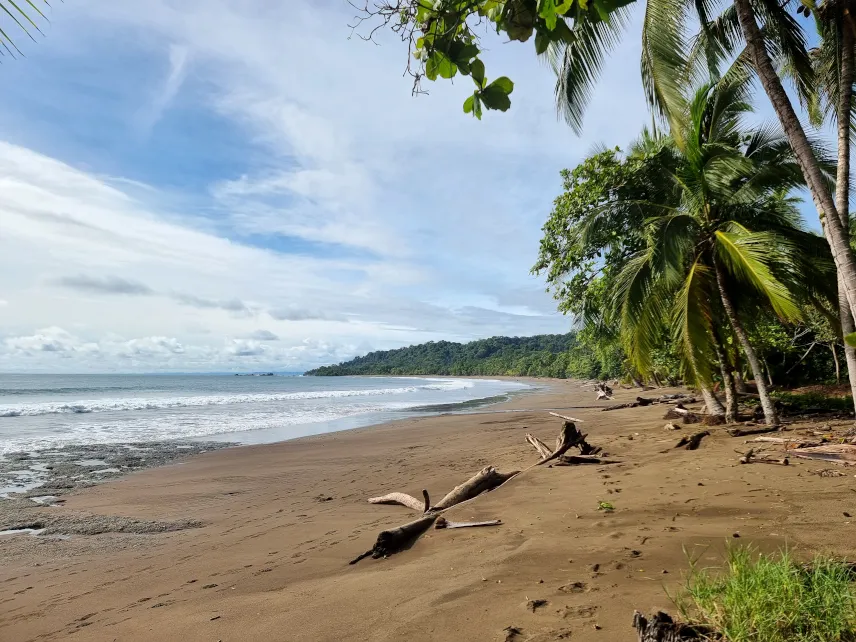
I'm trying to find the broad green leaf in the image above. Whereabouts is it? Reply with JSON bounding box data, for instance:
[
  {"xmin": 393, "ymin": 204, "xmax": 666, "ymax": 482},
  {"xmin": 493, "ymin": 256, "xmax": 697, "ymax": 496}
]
[
  {"xmin": 479, "ymin": 86, "xmax": 512, "ymax": 111},
  {"xmin": 470, "ymin": 58, "xmax": 486, "ymax": 88},
  {"xmin": 846, "ymin": 333, "xmax": 856, "ymax": 348},
  {"xmin": 488, "ymin": 76, "xmax": 514, "ymax": 94},
  {"xmin": 463, "ymin": 95, "xmax": 475, "ymax": 114},
  {"xmin": 535, "ymin": 31, "xmax": 551, "ymax": 54},
  {"xmin": 538, "ymin": 0, "xmax": 559, "ymax": 30}
]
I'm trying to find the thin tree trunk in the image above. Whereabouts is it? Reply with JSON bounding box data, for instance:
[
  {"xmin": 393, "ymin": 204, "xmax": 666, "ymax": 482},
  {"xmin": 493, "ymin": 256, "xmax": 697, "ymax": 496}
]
[
  {"xmin": 733, "ymin": 0, "xmax": 856, "ymax": 322},
  {"xmin": 763, "ymin": 356, "xmax": 774, "ymax": 387},
  {"xmin": 700, "ymin": 384, "xmax": 726, "ymax": 417},
  {"xmin": 714, "ymin": 336, "xmax": 737, "ymax": 423},
  {"xmin": 715, "ymin": 262, "xmax": 779, "ymax": 425},
  {"xmin": 832, "ymin": 343, "xmax": 841, "ymax": 384},
  {"xmin": 836, "ymin": 22, "xmax": 856, "ymax": 412},
  {"xmin": 734, "ymin": 369, "xmax": 747, "ymax": 393}
]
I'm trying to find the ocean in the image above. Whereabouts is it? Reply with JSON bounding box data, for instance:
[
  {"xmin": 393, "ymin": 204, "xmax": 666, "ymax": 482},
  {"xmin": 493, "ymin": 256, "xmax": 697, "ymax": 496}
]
[{"xmin": 0, "ymin": 374, "xmax": 531, "ymax": 454}]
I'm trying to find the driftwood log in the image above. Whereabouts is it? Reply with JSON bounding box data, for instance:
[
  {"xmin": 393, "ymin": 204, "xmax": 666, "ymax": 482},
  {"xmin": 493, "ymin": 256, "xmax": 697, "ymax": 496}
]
[
  {"xmin": 349, "ymin": 515, "xmax": 437, "ymax": 564},
  {"xmin": 632, "ymin": 611, "xmax": 708, "ymax": 641},
  {"xmin": 432, "ymin": 467, "xmax": 518, "ymax": 510},
  {"xmin": 675, "ymin": 431, "xmax": 710, "ymax": 450},
  {"xmin": 355, "ymin": 466, "xmax": 516, "ymax": 563}
]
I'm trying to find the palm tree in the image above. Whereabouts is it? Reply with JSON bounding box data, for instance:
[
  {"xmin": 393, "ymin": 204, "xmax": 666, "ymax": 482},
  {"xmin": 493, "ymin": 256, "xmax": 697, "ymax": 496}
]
[
  {"xmin": 611, "ymin": 70, "xmax": 833, "ymax": 424},
  {"xmin": 800, "ymin": 1, "xmax": 856, "ymax": 409},
  {"xmin": 0, "ymin": 1, "xmax": 51, "ymax": 57},
  {"xmin": 551, "ymin": 0, "xmax": 856, "ymax": 336}
]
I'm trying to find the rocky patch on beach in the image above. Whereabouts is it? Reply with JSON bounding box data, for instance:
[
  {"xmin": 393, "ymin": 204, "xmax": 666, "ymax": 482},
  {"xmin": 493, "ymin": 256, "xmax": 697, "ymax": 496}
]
[{"xmin": 0, "ymin": 441, "xmax": 233, "ymax": 541}]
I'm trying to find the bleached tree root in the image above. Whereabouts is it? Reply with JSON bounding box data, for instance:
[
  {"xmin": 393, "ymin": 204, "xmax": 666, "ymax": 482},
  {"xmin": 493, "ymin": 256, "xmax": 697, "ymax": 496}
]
[
  {"xmin": 368, "ymin": 490, "xmax": 430, "ymax": 513},
  {"xmin": 632, "ymin": 611, "xmax": 709, "ymax": 641}
]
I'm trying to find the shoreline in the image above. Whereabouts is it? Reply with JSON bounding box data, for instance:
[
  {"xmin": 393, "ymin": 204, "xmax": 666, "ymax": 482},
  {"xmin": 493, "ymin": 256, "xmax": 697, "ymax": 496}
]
[
  {"xmin": 0, "ymin": 377, "xmax": 551, "ymax": 507},
  {"xmin": 4, "ymin": 379, "xmax": 854, "ymax": 641}
]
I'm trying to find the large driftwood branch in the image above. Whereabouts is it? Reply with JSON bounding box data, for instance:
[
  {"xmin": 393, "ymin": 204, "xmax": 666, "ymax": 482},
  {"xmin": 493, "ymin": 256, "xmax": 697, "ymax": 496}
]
[
  {"xmin": 349, "ymin": 515, "xmax": 437, "ymax": 564},
  {"xmin": 433, "ymin": 466, "xmax": 518, "ymax": 510},
  {"xmin": 368, "ymin": 489, "xmax": 430, "ymax": 513},
  {"xmin": 632, "ymin": 611, "xmax": 708, "ymax": 641}
]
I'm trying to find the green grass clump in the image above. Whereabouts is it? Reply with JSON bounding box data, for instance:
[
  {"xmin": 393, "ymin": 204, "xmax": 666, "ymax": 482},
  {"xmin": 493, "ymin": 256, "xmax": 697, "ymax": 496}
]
[{"xmin": 677, "ymin": 547, "xmax": 856, "ymax": 642}]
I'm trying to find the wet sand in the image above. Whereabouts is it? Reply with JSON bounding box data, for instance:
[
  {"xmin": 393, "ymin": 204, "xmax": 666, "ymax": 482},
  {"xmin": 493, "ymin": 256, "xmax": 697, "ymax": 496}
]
[{"xmin": 2, "ymin": 379, "xmax": 855, "ymax": 641}]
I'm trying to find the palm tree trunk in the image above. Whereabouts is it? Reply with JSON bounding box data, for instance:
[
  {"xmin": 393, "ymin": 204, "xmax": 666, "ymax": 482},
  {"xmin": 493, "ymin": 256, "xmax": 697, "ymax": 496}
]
[
  {"xmin": 700, "ymin": 384, "xmax": 726, "ymax": 417},
  {"xmin": 733, "ymin": 0, "xmax": 856, "ymax": 322},
  {"xmin": 714, "ymin": 262, "xmax": 779, "ymax": 425},
  {"xmin": 714, "ymin": 340, "xmax": 737, "ymax": 423},
  {"xmin": 734, "ymin": 369, "xmax": 747, "ymax": 393},
  {"xmin": 836, "ymin": 22, "xmax": 856, "ymax": 412}
]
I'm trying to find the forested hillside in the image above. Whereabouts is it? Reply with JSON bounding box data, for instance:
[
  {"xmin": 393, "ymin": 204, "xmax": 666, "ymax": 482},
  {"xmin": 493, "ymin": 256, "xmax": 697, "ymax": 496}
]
[{"xmin": 304, "ymin": 334, "xmax": 580, "ymax": 378}]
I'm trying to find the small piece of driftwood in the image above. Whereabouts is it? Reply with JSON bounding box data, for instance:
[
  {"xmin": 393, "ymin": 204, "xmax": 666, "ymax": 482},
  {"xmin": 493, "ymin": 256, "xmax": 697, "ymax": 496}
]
[
  {"xmin": 790, "ymin": 444, "xmax": 856, "ymax": 465},
  {"xmin": 435, "ymin": 517, "xmax": 501, "ymax": 529},
  {"xmin": 551, "ymin": 455, "xmax": 619, "ymax": 466},
  {"xmin": 739, "ymin": 448, "xmax": 789, "ymax": 465},
  {"xmin": 664, "ymin": 422, "xmax": 681, "ymax": 431},
  {"xmin": 675, "ymin": 431, "xmax": 710, "ymax": 451},
  {"xmin": 633, "ymin": 611, "xmax": 708, "ymax": 641},
  {"xmin": 727, "ymin": 425, "xmax": 781, "ymax": 437},
  {"xmin": 750, "ymin": 436, "xmax": 818, "ymax": 448},
  {"xmin": 548, "ymin": 411, "xmax": 584, "ymax": 423}
]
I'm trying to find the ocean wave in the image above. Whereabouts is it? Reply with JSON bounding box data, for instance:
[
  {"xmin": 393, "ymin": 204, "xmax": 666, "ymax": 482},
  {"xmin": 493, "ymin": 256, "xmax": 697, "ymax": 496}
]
[{"xmin": 0, "ymin": 380, "xmax": 473, "ymax": 418}]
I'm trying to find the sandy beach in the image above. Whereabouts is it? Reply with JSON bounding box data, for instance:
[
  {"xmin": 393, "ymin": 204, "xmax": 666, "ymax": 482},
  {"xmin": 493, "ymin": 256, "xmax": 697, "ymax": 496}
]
[{"xmin": 2, "ymin": 379, "xmax": 855, "ymax": 641}]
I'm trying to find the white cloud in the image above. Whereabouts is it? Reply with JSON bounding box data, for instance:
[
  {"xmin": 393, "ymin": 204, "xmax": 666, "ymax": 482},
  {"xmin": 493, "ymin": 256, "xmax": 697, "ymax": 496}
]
[{"xmin": 0, "ymin": 0, "xmax": 658, "ymax": 372}]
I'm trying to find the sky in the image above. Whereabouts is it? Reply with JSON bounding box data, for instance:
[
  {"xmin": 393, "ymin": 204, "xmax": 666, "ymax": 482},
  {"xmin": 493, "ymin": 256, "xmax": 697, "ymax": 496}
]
[{"xmin": 0, "ymin": 0, "xmax": 823, "ymax": 373}]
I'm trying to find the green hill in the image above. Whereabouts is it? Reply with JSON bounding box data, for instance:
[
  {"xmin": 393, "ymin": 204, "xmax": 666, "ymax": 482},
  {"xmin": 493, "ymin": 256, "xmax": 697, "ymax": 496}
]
[{"xmin": 304, "ymin": 333, "xmax": 579, "ymax": 378}]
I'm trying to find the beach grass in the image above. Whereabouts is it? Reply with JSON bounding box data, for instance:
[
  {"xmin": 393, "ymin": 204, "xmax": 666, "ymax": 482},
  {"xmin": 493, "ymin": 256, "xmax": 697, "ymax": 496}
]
[{"xmin": 676, "ymin": 546, "xmax": 856, "ymax": 642}]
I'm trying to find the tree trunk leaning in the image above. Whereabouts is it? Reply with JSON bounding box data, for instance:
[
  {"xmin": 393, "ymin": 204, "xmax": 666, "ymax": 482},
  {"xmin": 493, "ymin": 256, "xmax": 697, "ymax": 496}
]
[
  {"xmin": 699, "ymin": 384, "xmax": 725, "ymax": 417},
  {"xmin": 714, "ymin": 263, "xmax": 778, "ymax": 425},
  {"xmin": 836, "ymin": 22, "xmax": 856, "ymax": 413},
  {"xmin": 733, "ymin": 0, "xmax": 856, "ymax": 324}
]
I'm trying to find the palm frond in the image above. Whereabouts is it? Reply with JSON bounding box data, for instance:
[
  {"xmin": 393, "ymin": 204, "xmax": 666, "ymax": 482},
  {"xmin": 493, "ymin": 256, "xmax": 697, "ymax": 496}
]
[
  {"xmin": 0, "ymin": 0, "xmax": 50, "ymax": 57},
  {"xmin": 550, "ymin": 8, "xmax": 631, "ymax": 134},
  {"xmin": 672, "ymin": 259, "xmax": 717, "ymax": 385},
  {"xmin": 641, "ymin": 0, "xmax": 691, "ymax": 135},
  {"xmin": 714, "ymin": 225, "xmax": 802, "ymax": 321},
  {"xmin": 613, "ymin": 249, "xmax": 675, "ymax": 375}
]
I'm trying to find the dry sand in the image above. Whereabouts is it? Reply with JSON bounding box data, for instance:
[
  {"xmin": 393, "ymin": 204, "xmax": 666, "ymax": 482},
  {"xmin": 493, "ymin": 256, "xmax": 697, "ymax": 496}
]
[{"xmin": 2, "ymin": 380, "xmax": 855, "ymax": 641}]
